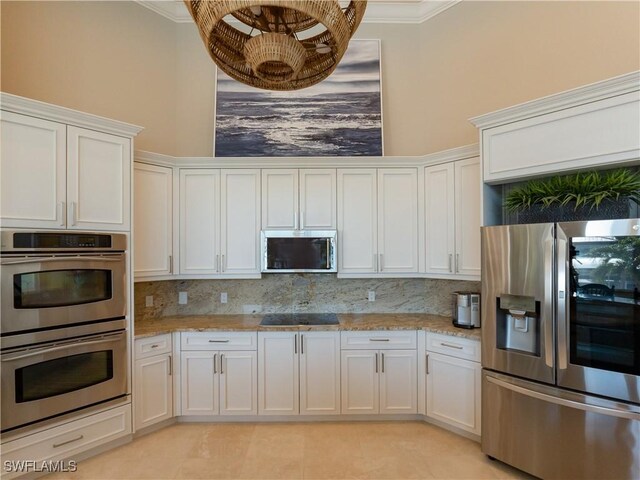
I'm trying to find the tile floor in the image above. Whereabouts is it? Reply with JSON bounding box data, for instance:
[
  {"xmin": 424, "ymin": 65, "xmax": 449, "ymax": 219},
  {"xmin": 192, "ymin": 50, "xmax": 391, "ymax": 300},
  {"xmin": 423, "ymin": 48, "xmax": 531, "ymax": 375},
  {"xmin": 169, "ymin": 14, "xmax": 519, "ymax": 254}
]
[{"xmin": 48, "ymin": 422, "xmax": 535, "ymax": 480}]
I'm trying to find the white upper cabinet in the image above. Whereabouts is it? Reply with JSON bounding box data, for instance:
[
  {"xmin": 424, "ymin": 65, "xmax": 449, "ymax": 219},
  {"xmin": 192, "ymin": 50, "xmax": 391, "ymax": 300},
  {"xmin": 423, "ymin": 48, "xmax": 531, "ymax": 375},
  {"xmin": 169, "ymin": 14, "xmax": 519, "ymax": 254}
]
[
  {"xmin": 1, "ymin": 101, "xmax": 138, "ymax": 232},
  {"xmin": 134, "ymin": 163, "xmax": 173, "ymax": 278},
  {"xmin": 1, "ymin": 112, "xmax": 67, "ymax": 229},
  {"xmin": 471, "ymin": 72, "xmax": 640, "ymax": 183},
  {"xmin": 66, "ymin": 126, "xmax": 131, "ymax": 231},
  {"xmin": 424, "ymin": 157, "xmax": 480, "ymax": 280},
  {"xmin": 220, "ymin": 169, "xmax": 261, "ymax": 275},
  {"xmin": 180, "ymin": 169, "xmax": 220, "ymax": 274},
  {"xmin": 262, "ymin": 169, "xmax": 336, "ymax": 230},
  {"xmin": 338, "ymin": 168, "xmax": 418, "ymax": 276}
]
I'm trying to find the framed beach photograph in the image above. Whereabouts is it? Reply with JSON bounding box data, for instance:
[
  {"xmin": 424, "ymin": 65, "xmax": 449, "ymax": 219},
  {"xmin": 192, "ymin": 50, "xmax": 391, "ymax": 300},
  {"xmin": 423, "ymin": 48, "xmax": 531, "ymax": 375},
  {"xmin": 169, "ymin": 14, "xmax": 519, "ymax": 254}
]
[{"xmin": 214, "ymin": 39, "xmax": 383, "ymax": 157}]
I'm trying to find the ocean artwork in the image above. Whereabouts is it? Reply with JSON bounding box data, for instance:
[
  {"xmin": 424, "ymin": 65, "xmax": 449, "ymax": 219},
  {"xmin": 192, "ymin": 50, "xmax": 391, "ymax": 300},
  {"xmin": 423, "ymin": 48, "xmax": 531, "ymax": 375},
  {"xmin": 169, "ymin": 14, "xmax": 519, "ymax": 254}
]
[{"xmin": 214, "ymin": 39, "xmax": 383, "ymax": 157}]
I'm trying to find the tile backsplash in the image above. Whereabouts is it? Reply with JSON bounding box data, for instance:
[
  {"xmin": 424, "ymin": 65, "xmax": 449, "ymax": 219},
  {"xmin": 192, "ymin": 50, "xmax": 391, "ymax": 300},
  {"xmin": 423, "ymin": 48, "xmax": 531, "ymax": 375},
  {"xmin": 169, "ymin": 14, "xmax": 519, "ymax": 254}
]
[{"xmin": 134, "ymin": 275, "xmax": 480, "ymax": 321}]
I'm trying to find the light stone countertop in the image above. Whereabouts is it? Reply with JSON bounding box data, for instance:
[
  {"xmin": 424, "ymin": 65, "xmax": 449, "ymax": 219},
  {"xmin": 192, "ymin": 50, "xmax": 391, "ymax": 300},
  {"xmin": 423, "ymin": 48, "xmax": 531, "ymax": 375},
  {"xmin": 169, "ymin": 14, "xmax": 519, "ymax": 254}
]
[{"xmin": 134, "ymin": 313, "xmax": 481, "ymax": 341}]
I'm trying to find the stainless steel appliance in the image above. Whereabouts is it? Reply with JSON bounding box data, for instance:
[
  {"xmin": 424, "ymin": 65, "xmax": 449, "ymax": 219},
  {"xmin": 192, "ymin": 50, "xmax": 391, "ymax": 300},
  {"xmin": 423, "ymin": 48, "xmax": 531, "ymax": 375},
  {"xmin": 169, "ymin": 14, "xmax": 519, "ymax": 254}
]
[
  {"xmin": 1, "ymin": 231, "xmax": 129, "ymax": 435},
  {"xmin": 261, "ymin": 230, "xmax": 337, "ymax": 273},
  {"xmin": 482, "ymin": 219, "xmax": 640, "ymax": 479},
  {"xmin": 451, "ymin": 292, "xmax": 481, "ymax": 328}
]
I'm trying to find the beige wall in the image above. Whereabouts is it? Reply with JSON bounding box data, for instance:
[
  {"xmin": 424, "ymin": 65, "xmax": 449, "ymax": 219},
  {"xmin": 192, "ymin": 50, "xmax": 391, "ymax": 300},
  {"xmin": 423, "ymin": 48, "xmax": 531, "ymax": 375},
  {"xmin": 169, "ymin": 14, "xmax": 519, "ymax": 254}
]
[{"xmin": 2, "ymin": 1, "xmax": 639, "ymax": 157}]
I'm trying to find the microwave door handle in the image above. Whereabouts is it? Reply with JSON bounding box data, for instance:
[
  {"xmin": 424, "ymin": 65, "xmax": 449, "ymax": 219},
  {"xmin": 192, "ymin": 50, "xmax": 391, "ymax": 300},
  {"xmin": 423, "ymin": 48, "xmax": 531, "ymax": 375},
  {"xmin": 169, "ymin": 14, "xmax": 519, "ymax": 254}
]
[
  {"xmin": 1, "ymin": 333, "xmax": 124, "ymax": 362},
  {"xmin": 1, "ymin": 256, "xmax": 123, "ymax": 265},
  {"xmin": 326, "ymin": 239, "xmax": 330, "ymax": 269}
]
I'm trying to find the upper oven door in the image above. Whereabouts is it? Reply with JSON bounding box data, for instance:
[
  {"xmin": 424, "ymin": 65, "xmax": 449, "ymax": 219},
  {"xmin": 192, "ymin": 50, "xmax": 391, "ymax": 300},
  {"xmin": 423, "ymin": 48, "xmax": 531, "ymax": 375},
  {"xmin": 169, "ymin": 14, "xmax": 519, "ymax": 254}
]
[
  {"xmin": 557, "ymin": 219, "xmax": 640, "ymax": 404},
  {"xmin": 1, "ymin": 253, "xmax": 126, "ymax": 335}
]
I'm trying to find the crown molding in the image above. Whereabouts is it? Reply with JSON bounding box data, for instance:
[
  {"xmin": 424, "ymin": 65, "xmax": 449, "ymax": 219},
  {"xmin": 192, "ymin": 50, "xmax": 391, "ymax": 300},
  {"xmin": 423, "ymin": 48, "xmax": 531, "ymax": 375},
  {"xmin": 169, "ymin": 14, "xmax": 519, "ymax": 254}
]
[
  {"xmin": 0, "ymin": 92, "xmax": 143, "ymax": 138},
  {"xmin": 134, "ymin": 1, "xmax": 461, "ymax": 24},
  {"xmin": 470, "ymin": 70, "xmax": 640, "ymax": 130}
]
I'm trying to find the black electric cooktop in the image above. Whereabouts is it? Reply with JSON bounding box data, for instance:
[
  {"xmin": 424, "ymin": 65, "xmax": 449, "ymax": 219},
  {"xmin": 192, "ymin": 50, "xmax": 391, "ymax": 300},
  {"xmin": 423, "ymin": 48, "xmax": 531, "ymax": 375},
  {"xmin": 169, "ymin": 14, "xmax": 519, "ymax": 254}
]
[{"xmin": 259, "ymin": 313, "xmax": 339, "ymax": 326}]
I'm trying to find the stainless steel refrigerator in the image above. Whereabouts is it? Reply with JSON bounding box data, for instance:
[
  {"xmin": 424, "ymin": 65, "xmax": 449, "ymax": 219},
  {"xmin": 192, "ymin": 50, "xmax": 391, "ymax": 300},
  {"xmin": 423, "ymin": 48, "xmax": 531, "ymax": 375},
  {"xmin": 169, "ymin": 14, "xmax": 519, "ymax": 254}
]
[{"xmin": 481, "ymin": 219, "xmax": 640, "ymax": 480}]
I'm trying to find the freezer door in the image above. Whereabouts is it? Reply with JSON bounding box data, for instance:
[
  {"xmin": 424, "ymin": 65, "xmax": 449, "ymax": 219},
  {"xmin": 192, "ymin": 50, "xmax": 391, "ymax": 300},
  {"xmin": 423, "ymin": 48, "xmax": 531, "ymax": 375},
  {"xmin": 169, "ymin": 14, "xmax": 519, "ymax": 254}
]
[
  {"xmin": 482, "ymin": 370, "xmax": 640, "ymax": 480},
  {"xmin": 557, "ymin": 219, "xmax": 640, "ymax": 404},
  {"xmin": 481, "ymin": 223, "xmax": 555, "ymax": 384}
]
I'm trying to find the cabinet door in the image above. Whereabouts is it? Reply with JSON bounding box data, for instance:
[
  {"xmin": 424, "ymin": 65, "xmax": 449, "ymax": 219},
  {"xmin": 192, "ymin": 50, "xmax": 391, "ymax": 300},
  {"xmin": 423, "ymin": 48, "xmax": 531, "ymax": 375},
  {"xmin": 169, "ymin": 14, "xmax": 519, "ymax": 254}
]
[
  {"xmin": 134, "ymin": 354, "xmax": 173, "ymax": 430},
  {"xmin": 67, "ymin": 126, "xmax": 131, "ymax": 231},
  {"xmin": 261, "ymin": 169, "xmax": 298, "ymax": 229},
  {"xmin": 258, "ymin": 332, "xmax": 299, "ymax": 415},
  {"xmin": 378, "ymin": 169, "xmax": 418, "ymax": 273},
  {"xmin": 454, "ymin": 158, "xmax": 481, "ymax": 277},
  {"xmin": 426, "ymin": 352, "xmax": 481, "ymax": 435},
  {"xmin": 219, "ymin": 350, "xmax": 257, "ymax": 416},
  {"xmin": 180, "ymin": 169, "xmax": 220, "ymax": 274},
  {"xmin": 1, "ymin": 112, "xmax": 66, "ymax": 228},
  {"xmin": 341, "ymin": 350, "xmax": 378, "ymax": 414},
  {"xmin": 181, "ymin": 351, "xmax": 218, "ymax": 416},
  {"xmin": 337, "ymin": 169, "xmax": 378, "ymax": 274},
  {"xmin": 220, "ymin": 170, "xmax": 260, "ymax": 275},
  {"xmin": 134, "ymin": 163, "xmax": 173, "ymax": 277},
  {"xmin": 379, "ymin": 350, "xmax": 417, "ymax": 414},
  {"xmin": 299, "ymin": 169, "xmax": 336, "ymax": 229},
  {"xmin": 300, "ymin": 332, "xmax": 340, "ymax": 415},
  {"xmin": 424, "ymin": 163, "xmax": 455, "ymax": 275}
]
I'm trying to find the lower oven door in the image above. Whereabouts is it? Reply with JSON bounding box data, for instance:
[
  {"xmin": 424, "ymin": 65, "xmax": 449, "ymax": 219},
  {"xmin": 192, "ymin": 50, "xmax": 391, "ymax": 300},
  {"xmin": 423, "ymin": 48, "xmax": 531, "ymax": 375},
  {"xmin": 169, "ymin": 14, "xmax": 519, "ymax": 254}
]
[{"xmin": 1, "ymin": 330, "xmax": 128, "ymax": 433}]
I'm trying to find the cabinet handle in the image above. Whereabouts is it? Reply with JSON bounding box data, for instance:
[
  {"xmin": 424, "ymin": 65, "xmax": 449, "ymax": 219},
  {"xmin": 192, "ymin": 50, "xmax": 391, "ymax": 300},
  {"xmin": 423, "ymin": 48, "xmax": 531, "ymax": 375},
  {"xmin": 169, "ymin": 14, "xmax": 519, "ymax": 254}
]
[
  {"xmin": 375, "ymin": 352, "xmax": 378, "ymax": 373},
  {"xmin": 448, "ymin": 254, "xmax": 453, "ymax": 273},
  {"xmin": 220, "ymin": 354, "xmax": 224, "ymax": 374},
  {"xmin": 150, "ymin": 344, "xmax": 159, "ymax": 349},
  {"xmin": 440, "ymin": 342, "xmax": 464, "ymax": 350},
  {"xmin": 213, "ymin": 353, "xmax": 217, "ymax": 374},
  {"xmin": 58, "ymin": 202, "xmax": 65, "ymax": 226},
  {"xmin": 301, "ymin": 334, "xmax": 304, "ymax": 354},
  {"xmin": 71, "ymin": 202, "xmax": 77, "ymax": 226},
  {"xmin": 426, "ymin": 354, "xmax": 429, "ymax": 375},
  {"xmin": 53, "ymin": 435, "xmax": 84, "ymax": 448},
  {"xmin": 456, "ymin": 253, "xmax": 460, "ymax": 273},
  {"xmin": 294, "ymin": 334, "xmax": 298, "ymax": 354},
  {"xmin": 222, "ymin": 254, "xmax": 226, "ymax": 272},
  {"xmin": 168, "ymin": 255, "xmax": 173, "ymax": 274},
  {"xmin": 208, "ymin": 339, "xmax": 230, "ymax": 343},
  {"xmin": 381, "ymin": 353, "xmax": 385, "ymax": 373},
  {"xmin": 216, "ymin": 254, "xmax": 220, "ymax": 272},
  {"xmin": 379, "ymin": 253, "xmax": 384, "ymax": 271},
  {"xmin": 369, "ymin": 338, "xmax": 389, "ymax": 342},
  {"xmin": 168, "ymin": 355, "xmax": 172, "ymax": 376},
  {"xmin": 326, "ymin": 239, "xmax": 330, "ymax": 269}
]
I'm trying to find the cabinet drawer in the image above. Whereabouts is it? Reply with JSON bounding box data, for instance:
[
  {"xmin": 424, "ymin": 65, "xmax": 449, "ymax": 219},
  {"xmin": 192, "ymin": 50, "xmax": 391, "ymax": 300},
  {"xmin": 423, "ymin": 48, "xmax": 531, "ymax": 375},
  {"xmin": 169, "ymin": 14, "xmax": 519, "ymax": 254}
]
[
  {"xmin": 426, "ymin": 332, "xmax": 480, "ymax": 362},
  {"xmin": 1, "ymin": 405, "xmax": 131, "ymax": 474},
  {"xmin": 181, "ymin": 332, "xmax": 257, "ymax": 350},
  {"xmin": 135, "ymin": 334, "xmax": 172, "ymax": 359},
  {"xmin": 341, "ymin": 331, "xmax": 417, "ymax": 350}
]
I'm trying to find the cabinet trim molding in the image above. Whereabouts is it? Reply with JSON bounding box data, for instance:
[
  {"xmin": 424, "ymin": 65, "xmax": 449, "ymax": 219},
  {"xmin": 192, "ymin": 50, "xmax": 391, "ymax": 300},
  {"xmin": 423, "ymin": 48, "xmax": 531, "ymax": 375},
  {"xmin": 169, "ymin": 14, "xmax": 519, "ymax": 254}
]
[{"xmin": 0, "ymin": 93, "xmax": 143, "ymax": 138}]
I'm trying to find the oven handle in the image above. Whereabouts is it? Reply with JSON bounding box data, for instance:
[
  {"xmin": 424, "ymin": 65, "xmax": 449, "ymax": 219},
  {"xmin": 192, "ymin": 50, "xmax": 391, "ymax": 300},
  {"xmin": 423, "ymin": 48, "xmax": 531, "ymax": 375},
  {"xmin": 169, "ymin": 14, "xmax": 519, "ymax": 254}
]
[
  {"xmin": 1, "ymin": 256, "xmax": 124, "ymax": 265},
  {"xmin": 1, "ymin": 333, "xmax": 125, "ymax": 361}
]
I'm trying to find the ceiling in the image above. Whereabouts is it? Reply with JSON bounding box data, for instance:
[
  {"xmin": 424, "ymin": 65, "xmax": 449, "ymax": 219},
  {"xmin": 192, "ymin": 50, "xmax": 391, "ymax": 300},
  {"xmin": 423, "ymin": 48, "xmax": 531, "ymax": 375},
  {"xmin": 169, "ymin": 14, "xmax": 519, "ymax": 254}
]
[{"xmin": 134, "ymin": 0, "xmax": 461, "ymax": 24}]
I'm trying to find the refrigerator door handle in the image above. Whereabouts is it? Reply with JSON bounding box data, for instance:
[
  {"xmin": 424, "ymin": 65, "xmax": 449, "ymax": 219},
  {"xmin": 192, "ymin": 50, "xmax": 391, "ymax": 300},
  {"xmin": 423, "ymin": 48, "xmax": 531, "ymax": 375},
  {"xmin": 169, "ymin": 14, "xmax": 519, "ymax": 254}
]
[
  {"xmin": 556, "ymin": 230, "xmax": 568, "ymax": 370},
  {"xmin": 486, "ymin": 375, "xmax": 640, "ymax": 420},
  {"xmin": 543, "ymin": 229, "xmax": 555, "ymax": 369}
]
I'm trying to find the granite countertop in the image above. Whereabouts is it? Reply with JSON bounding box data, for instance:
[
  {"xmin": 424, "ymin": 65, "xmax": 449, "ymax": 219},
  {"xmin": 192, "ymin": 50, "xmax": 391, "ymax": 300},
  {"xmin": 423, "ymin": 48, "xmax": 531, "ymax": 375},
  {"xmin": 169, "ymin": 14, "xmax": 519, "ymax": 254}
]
[{"xmin": 134, "ymin": 313, "xmax": 481, "ymax": 341}]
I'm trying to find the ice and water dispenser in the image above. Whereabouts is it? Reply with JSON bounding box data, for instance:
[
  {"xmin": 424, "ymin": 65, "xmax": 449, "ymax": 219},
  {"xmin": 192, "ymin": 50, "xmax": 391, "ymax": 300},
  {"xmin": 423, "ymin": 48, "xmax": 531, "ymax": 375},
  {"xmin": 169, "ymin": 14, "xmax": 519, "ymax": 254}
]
[{"xmin": 496, "ymin": 294, "xmax": 541, "ymax": 356}]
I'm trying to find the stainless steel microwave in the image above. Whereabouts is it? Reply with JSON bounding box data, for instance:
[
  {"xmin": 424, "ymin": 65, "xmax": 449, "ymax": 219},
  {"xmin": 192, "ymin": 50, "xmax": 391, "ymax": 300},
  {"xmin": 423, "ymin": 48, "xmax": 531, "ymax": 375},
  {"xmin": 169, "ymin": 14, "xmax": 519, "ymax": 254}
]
[{"xmin": 261, "ymin": 230, "xmax": 337, "ymax": 273}]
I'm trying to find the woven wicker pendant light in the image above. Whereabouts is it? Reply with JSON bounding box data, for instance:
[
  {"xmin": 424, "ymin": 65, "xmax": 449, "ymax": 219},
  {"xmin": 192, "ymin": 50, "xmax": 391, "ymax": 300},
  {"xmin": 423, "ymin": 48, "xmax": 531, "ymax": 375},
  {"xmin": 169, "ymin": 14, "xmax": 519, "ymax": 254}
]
[{"xmin": 184, "ymin": 0, "xmax": 367, "ymax": 91}]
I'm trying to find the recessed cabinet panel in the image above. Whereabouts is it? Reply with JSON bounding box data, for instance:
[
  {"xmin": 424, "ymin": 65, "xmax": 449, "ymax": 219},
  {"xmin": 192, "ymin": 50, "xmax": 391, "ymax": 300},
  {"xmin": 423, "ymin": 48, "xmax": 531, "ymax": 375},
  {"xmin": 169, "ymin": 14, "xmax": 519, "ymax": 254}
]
[
  {"xmin": 0, "ymin": 112, "xmax": 66, "ymax": 228},
  {"xmin": 258, "ymin": 333, "xmax": 299, "ymax": 415},
  {"xmin": 134, "ymin": 354, "xmax": 172, "ymax": 430},
  {"xmin": 337, "ymin": 169, "xmax": 378, "ymax": 273},
  {"xmin": 261, "ymin": 169, "xmax": 298, "ymax": 229},
  {"xmin": 300, "ymin": 332, "xmax": 340, "ymax": 415},
  {"xmin": 379, "ymin": 350, "xmax": 417, "ymax": 414},
  {"xmin": 424, "ymin": 163, "xmax": 455, "ymax": 274},
  {"xmin": 219, "ymin": 351, "xmax": 257, "ymax": 415},
  {"xmin": 134, "ymin": 163, "xmax": 172, "ymax": 277},
  {"xmin": 67, "ymin": 126, "xmax": 130, "ymax": 231},
  {"xmin": 181, "ymin": 351, "xmax": 218, "ymax": 415},
  {"xmin": 180, "ymin": 169, "xmax": 220, "ymax": 274},
  {"xmin": 454, "ymin": 159, "xmax": 481, "ymax": 276},
  {"xmin": 341, "ymin": 350, "xmax": 379, "ymax": 414},
  {"xmin": 299, "ymin": 169, "xmax": 336, "ymax": 229}
]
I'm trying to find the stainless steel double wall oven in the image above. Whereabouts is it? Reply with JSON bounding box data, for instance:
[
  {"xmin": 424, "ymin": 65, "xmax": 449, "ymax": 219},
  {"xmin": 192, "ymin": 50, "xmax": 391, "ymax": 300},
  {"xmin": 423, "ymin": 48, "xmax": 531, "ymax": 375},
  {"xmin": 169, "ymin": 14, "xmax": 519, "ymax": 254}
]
[
  {"xmin": 482, "ymin": 219, "xmax": 640, "ymax": 480},
  {"xmin": 1, "ymin": 231, "xmax": 129, "ymax": 435}
]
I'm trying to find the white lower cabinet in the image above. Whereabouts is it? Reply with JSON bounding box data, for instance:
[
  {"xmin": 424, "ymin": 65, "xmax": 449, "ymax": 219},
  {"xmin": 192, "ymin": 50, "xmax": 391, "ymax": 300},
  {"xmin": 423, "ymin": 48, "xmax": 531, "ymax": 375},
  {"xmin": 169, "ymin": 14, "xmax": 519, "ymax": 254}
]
[
  {"xmin": 1, "ymin": 405, "xmax": 131, "ymax": 479},
  {"xmin": 134, "ymin": 334, "xmax": 173, "ymax": 430},
  {"xmin": 258, "ymin": 331, "xmax": 340, "ymax": 415},
  {"xmin": 180, "ymin": 332, "xmax": 258, "ymax": 416},
  {"xmin": 425, "ymin": 332, "xmax": 481, "ymax": 435},
  {"xmin": 341, "ymin": 331, "xmax": 418, "ymax": 415}
]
